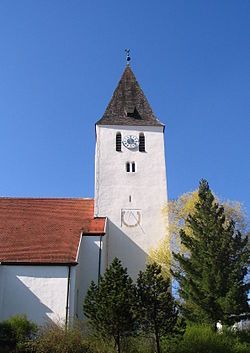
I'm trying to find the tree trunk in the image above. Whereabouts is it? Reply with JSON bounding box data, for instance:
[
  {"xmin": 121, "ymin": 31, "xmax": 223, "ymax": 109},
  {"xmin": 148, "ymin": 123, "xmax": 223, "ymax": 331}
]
[
  {"xmin": 213, "ymin": 322, "xmax": 218, "ymax": 332},
  {"xmin": 115, "ymin": 334, "xmax": 121, "ymax": 353},
  {"xmin": 155, "ymin": 328, "xmax": 161, "ymax": 353}
]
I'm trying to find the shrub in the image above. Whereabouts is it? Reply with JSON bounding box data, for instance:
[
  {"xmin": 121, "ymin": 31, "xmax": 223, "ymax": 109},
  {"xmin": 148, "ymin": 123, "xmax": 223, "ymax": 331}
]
[
  {"xmin": 84, "ymin": 335, "xmax": 116, "ymax": 353},
  {"xmin": 28, "ymin": 323, "xmax": 90, "ymax": 353},
  {"xmin": 23, "ymin": 323, "xmax": 250, "ymax": 353},
  {"xmin": 177, "ymin": 325, "xmax": 234, "ymax": 353},
  {"xmin": 122, "ymin": 336, "xmax": 155, "ymax": 353},
  {"xmin": 0, "ymin": 314, "xmax": 37, "ymax": 352},
  {"xmin": 0, "ymin": 321, "xmax": 15, "ymax": 351},
  {"xmin": 7, "ymin": 315, "xmax": 37, "ymax": 342},
  {"xmin": 85, "ymin": 334, "xmax": 155, "ymax": 353},
  {"xmin": 85, "ymin": 328, "xmax": 250, "ymax": 353},
  {"xmin": 161, "ymin": 324, "xmax": 250, "ymax": 353}
]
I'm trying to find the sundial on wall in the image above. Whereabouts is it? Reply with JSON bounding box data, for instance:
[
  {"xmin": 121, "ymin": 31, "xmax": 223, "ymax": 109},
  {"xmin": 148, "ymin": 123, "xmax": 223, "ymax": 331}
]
[{"xmin": 121, "ymin": 209, "xmax": 141, "ymax": 228}]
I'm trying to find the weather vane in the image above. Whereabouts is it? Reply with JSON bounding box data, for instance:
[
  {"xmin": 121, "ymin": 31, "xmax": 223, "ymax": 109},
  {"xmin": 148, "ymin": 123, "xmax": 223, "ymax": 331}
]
[{"xmin": 125, "ymin": 49, "xmax": 131, "ymax": 65}]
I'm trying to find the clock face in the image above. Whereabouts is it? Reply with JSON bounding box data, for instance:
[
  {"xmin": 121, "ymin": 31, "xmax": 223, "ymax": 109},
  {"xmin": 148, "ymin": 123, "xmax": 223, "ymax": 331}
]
[{"xmin": 123, "ymin": 135, "xmax": 139, "ymax": 149}]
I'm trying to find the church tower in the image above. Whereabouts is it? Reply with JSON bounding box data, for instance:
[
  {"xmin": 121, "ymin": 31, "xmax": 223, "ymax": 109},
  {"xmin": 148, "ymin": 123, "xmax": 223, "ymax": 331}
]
[{"xmin": 94, "ymin": 64, "xmax": 168, "ymax": 278}]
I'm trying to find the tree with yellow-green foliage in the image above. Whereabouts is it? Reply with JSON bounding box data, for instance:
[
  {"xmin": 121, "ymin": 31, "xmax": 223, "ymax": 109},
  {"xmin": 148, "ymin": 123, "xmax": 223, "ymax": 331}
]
[
  {"xmin": 172, "ymin": 180, "xmax": 249, "ymax": 327},
  {"xmin": 149, "ymin": 186, "xmax": 248, "ymax": 279}
]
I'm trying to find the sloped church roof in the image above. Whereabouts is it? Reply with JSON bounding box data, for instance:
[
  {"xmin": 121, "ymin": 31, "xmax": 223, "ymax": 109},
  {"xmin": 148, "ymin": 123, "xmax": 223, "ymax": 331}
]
[
  {"xmin": 96, "ymin": 65, "xmax": 164, "ymax": 126},
  {"xmin": 0, "ymin": 198, "xmax": 105, "ymax": 264}
]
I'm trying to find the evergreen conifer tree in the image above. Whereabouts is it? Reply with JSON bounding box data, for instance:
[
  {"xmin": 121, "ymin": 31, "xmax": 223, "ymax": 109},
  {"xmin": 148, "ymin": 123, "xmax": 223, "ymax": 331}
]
[
  {"xmin": 173, "ymin": 179, "xmax": 249, "ymax": 328},
  {"xmin": 137, "ymin": 263, "xmax": 184, "ymax": 353},
  {"xmin": 83, "ymin": 257, "xmax": 137, "ymax": 353}
]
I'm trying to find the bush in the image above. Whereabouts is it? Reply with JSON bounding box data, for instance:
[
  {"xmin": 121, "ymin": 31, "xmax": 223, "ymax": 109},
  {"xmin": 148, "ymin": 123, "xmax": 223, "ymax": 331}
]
[
  {"xmin": 1, "ymin": 319, "xmax": 248, "ymax": 353},
  {"xmin": 122, "ymin": 336, "xmax": 155, "ymax": 353},
  {"xmin": 28, "ymin": 323, "xmax": 90, "ymax": 353},
  {"xmin": 0, "ymin": 321, "xmax": 15, "ymax": 352},
  {"xmin": 85, "ymin": 334, "xmax": 155, "ymax": 353},
  {"xmin": 0, "ymin": 315, "xmax": 37, "ymax": 352},
  {"xmin": 85, "ymin": 327, "xmax": 250, "ymax": 353},
  {"xmin": 7, "ymin": 315, "xmax": 37, "ymax": 343},
  {"xmin": 85, "ymin": 335, "xmax": 116, "ymax": 353},
  {"xmin": 161, "ymin": 324, "xmax": 250, "ymax": 353}
]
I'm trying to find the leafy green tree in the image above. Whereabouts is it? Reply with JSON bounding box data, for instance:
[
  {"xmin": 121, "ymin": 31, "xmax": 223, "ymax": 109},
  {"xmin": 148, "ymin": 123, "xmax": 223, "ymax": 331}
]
[
  {"xmin": 173, "ymin": 179, "xmax": 249, "ymax": 328},
  {"xmin": 83, "ymin": 257, "xmax": 137, "ymax": 353},
  {"xmin": 136, "ymin": 263, "xmax": 185, "ymax": 353},
  {"xmin": 149, "ymin": 189, "xmax": 248, "ymax": 279}
]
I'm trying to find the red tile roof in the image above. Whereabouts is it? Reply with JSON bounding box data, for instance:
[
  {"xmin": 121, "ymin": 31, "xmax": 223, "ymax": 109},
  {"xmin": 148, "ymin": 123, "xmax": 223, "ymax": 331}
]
[{"xmin": 0, "ymin": 198, "xmax": 106, "ymax": 264}]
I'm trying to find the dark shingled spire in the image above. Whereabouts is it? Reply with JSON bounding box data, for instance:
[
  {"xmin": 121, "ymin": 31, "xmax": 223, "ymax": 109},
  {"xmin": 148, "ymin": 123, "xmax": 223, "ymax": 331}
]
[{"xmin": 96, "ymin": 66, "xmax": 164, "ymax": 126}]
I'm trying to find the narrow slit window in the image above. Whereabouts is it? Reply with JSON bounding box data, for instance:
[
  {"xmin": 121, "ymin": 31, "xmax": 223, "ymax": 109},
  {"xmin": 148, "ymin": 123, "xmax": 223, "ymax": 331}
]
[
  {"xmin": 126, "ymin": 162, "xmax": 130, "ymax": 172},
  {"xmin": 116, "ymin": 132, "xmax": 122, "ymax": 152},
  {"xmin": 132, "ymin": 162, "xmax": 136, "ymax": 173},
  {"xmin": 139, "ymin": 133, "xmax": 145, "ymax": 152}
]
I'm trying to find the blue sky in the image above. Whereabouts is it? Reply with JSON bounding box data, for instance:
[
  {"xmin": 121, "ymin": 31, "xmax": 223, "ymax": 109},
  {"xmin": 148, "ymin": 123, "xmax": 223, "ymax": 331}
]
[{"xmin": 0, "ymin": 1, "xmax": 249, "ymax": 220}]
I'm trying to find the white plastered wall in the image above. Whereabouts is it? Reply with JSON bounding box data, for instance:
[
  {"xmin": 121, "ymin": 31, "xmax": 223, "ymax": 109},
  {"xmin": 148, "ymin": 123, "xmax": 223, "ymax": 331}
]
[
  {"xmin": 74, "ymin": 235, "xmax": 103, "ymax": 320},
  {"xmin": 94, "ymin": 125, "xmax": 168, "ymax": 279},
  {"xmin": 0, "ymin": 265, "xmax": 71, "ymax": 325}
]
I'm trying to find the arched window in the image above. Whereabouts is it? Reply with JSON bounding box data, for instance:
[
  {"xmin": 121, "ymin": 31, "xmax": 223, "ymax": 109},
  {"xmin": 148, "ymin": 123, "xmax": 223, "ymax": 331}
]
[
  {"xmin": 139, "ymin": 133, "xmax": 145, "ymax": 152},
  {"xmin": 116, "ymin": 132, "xmax": 122, "ymax": 152},
  {"xmin": 126, "ymin": 162, "xmax": 136, "ymax": 173}
]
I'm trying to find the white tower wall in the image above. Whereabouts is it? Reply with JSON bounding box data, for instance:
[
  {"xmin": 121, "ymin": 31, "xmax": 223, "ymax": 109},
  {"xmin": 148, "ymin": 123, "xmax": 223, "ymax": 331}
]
[{"xmin": 94, "ymin": 124, "xmax": 168, "ymax": 278}]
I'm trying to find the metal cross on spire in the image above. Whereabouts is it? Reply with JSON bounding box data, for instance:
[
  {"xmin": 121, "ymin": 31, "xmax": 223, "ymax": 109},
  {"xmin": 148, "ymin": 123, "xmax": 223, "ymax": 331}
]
[{"xmin": 125, "ymin": 49, "xmax": 131, "ymax": 65}]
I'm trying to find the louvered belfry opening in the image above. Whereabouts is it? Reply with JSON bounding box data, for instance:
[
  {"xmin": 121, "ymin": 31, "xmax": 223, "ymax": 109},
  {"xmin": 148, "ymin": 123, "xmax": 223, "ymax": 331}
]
[
  {"xmin": 116, "ymin": 132, "xmax": 122, "ymax": 151},
  {"xmin": 139, "ymin": 133, "xmax": 145, "ymax": 152},
  {"xmin": 126, "ymin": 106, "xmax": 141, "ymax": 120}
]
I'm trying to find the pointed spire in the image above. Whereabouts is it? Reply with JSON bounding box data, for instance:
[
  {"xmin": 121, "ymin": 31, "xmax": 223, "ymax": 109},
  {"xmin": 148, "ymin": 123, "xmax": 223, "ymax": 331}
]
[{"xmin": 96, "ymin": 66, "xmax": 164, "ymax": 126}]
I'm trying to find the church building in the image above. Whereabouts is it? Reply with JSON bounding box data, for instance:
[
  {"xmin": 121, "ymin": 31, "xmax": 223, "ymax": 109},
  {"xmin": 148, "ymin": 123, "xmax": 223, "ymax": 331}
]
[{"xmin": 0, "ymin": 63, "xmax": 168, "ymax": 325}]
